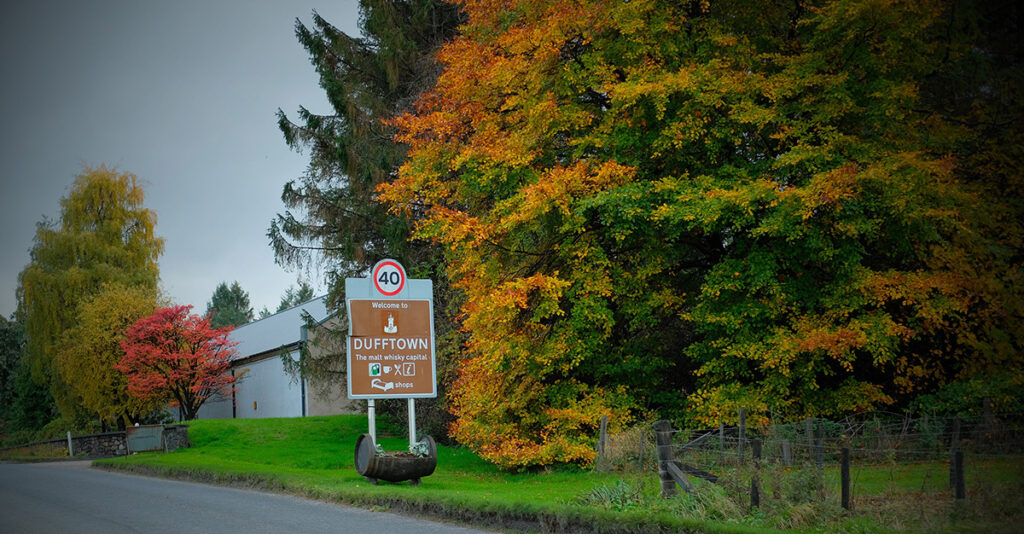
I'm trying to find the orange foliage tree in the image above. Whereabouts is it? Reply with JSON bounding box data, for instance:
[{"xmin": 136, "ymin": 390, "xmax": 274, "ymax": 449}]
[{"xmin": 380, "ymin": 0, "xmax": 1024, "ymax": 468}]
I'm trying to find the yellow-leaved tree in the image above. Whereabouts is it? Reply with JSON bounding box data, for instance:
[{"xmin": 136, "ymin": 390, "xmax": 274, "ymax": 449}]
[
  {"xmin": 17, "ymin": 166, "xmax": 164, "ymax": 424},
  {"xmin": 56, "ymin": 284, "xmax": 165, "ymax": 428}
]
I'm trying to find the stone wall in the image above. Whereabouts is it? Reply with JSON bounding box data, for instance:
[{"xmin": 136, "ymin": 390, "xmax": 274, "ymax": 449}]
[
  {"xmin": 72, "ymin": 431, "xmax": 128, "ymax": 457},
  {"xmin": 162, "ymin": 425, "xmax": 190, "ymax": 451},
  {"xmin": 1, "ymin": 425, "xmax": 190, "ymax": 459}
]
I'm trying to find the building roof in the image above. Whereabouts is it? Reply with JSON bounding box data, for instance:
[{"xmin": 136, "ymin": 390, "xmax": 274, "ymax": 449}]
[{"xmin": 228, "ymin": 296, "xmax": 331, "ymax": 361}]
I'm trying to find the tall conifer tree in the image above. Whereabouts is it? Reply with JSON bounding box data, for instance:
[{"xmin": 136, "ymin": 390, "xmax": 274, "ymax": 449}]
[
  {"xmin": 276, "ymin": 281, "xmax": 315, "ymax": 312},
  {"xmin": 205, "ymin": 281, "xmax": 254, "ymax": 329},
  {"xmin": 270, "ymin": 0, "xmax": 462, "ymax": 300},
  {"xmin": 271, "ymin": 1, "xmax": 463, "ymax": 438}
]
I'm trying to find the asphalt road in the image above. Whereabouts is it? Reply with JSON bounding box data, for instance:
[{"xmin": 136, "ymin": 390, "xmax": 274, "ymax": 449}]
[{"xmin": 0, "ymin": 461, "xmax": 493, "ymax": 534}]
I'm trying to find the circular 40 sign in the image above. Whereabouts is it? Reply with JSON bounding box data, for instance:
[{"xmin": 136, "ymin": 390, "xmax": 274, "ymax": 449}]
[{"xmin": 372, "ymin": 259, "xmax": 406, "ymax": 296}]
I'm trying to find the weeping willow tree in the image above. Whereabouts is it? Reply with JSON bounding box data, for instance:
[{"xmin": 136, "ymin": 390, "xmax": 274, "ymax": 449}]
[{"xmin": 17, "ymin": 166, "xmax": 163, "ymax": 424}]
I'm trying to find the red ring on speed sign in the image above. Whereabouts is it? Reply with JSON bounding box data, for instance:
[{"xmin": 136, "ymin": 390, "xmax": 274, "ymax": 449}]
[{"xmin": 372, "ymin": 259, "xmax": 406, "ymax": 296}]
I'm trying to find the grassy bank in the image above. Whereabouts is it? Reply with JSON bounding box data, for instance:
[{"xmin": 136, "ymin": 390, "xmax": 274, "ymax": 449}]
[{"xmin": 95, "ymin": 415, "xmax": 1021, "ymax": 533}]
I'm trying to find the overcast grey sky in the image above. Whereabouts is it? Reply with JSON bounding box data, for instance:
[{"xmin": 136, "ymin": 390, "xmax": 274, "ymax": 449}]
[{"xmin": 0, "ymin": 1, "xmax": 363, "ymax": 319}]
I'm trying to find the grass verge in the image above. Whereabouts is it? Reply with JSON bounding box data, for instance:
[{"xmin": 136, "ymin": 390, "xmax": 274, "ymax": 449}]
[{"xmin": 94, "ymin": 416, "xmax": 1022, "ymax": 533}]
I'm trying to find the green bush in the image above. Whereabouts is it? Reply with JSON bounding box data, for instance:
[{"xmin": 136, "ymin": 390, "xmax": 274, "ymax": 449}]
[{"xmin": 912, "ymin": 374, "xmax": 1024, "ymax": 416}]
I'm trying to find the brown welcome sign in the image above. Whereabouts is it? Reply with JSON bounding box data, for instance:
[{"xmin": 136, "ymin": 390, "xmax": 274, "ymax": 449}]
[{"xmin": 347, "ymin": 299, "xmax": 435, "ymax": 398}]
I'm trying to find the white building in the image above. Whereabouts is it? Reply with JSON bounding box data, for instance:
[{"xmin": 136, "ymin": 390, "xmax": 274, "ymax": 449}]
[{"xmin": 196, "ymin": 297, "xmax": 358, "ymax": 419}]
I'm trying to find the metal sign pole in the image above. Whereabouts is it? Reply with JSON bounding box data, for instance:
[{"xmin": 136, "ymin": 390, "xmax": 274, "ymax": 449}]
[
  {"xmin": 408, "ymin": 398, "xmax": 416, "ymax": 449},
  {"xmin": 368, "ymin": 399, "xmax": 377, "ymax": 443}
]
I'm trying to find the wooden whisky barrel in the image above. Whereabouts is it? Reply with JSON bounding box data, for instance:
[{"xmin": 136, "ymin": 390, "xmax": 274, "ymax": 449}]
[{"xmin": 354, "ymin": 434, "xmax": 437, "ymax": 484}]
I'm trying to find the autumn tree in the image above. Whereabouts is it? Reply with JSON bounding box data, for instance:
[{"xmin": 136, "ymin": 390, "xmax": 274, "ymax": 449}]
[
  {"xmin": 381, "ymin": 0, "xmax": 1024, "ymax": 468},
  {"xmin": 205, "ymin": 281, "xmax": 254, "ymax": 328},
  {"xmin": 56, "ymin": 284, "xmax": 163, "ymax": 428},
  {"xmin": 271, "ymin": 1, "xmax": 464, "ymax": 439},
  {"xmin": 118, "ymin": 305, "xmax": 236, "ymax": 421},
  {"xmin": 17, "ymin": 166, "xmax": 163, "ymax": 422}
]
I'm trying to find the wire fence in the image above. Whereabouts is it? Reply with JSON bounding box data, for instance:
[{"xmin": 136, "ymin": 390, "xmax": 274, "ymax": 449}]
[
  {"xmin": 687, "ymin": 411, "xmax": 1021, "ymax": 465},
  {"xmin": 595, "ymin": 409, "xmax": 1024, "ymax": 473},
  {"xmin": 588, "ymin": 410, "xmax": 1024, "ymax": 530}
]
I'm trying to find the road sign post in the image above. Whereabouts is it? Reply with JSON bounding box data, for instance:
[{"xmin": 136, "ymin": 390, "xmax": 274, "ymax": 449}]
[{"xmin": 346, "ymin": 259, "xmax": 436, "ymax": 454}]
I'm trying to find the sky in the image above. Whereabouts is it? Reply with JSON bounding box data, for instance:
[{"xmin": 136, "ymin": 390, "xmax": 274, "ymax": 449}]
[{"xmin": 0, "ymin": 0, "xmax": 363, "ymax": 319}]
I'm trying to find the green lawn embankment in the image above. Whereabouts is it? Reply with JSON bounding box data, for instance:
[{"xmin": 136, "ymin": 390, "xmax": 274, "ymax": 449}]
[
  {"xmin": 95, "ymin": 415, "xmax": 768, "ymax": 533},
  {"xmin": 95, "ymin": 415, "xmax": 1023, "ymax": 533}
]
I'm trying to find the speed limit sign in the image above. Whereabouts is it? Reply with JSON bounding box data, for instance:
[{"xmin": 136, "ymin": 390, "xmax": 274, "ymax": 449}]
[{"xmin": 372, "ymin": 259, "xmax": 406, "ymax": 296}]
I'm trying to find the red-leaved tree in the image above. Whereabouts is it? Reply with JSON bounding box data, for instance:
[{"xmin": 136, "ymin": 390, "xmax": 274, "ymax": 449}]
[{"xmin": 118, "ymin": 305, "xmax": 237, "ymax": 420}]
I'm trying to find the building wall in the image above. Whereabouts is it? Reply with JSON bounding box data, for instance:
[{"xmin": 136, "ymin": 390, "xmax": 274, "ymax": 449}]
[
  {"xmin": 306, "ymin": 379, "xmax": 360, "ymax": 416},
  {"xmin": 233, "ymin": 351, "xmax": 304, "ymax": 418},
  {"xmin": 192, "ymin": 311, "xmax": 364, "ymax": 420},
  {"xmin": 304, "ymin": 317, "xmax": 361, "ymax": 416},
  {"xmin": 196, "ymin": 393, "xmax": 233, "ymax": 420}
]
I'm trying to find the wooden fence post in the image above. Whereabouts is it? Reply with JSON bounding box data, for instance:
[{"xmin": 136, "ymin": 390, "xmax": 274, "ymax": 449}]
[
  {"xmin": 949, "ymin": 416, "xmax": 960, "ymax": 490},
  {"xmin": 954, "ymin": 450, "xmax": 966, "ymax": 501},
  {"xmin": 655, "ymin": 420, "xmax": 696, "ymax": 497},
  {"xmin": 805, "ymin": 418, "xmax": 814, "ymax": 463},
  {"xmin": 814, "ymin": 421, "xmax": 824, "ymax": 469},
  {"xmin": 841, "ymin": 447, "xmax": 851, "ymax": 510},
  {"xmin": 638, "ymin": 426, "xmax": 646, "ymax": 470},
  {"xmin": 738, "ymin": 407, "xmax": 747, "ymax": 464},
  {"xmin": 718, "ymin": 421, "xmax": 725, "ymax": 465},
  {"xmin": 750, "ymin": 437, "xmax": 761, "ymax": 508},
  {"xmin": 655, "ymin": 420, "xmax": 677, "ymax": 498},
  {"xmin": 597, "ymin": 414, "xmax": 608, "ymax": 467},
  {"xmin": 782, "ymin": 439, "xmax": 792, "ymax": 467},
  {"xmin": 983, "ymin": 397, "xmax": 995, "ymax": 452}
]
